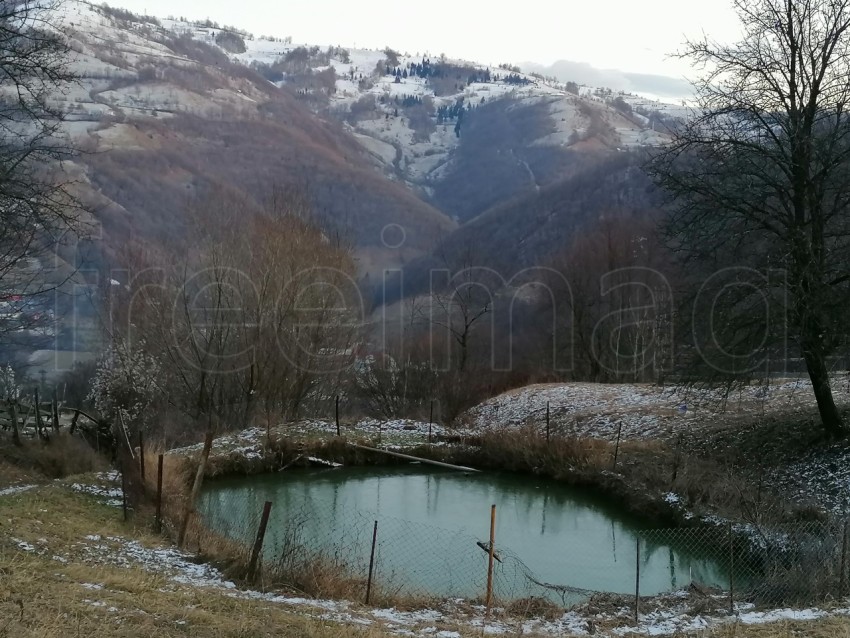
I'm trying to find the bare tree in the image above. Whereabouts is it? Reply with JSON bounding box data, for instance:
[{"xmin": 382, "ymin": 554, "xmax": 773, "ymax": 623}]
[
  {"xmin": 545, "ymin": 216, "xmax": 672, "ymax": 383},
  {"xmin": 407, "ymin": 241, "xmax": 499, "ymax": 420},
  {"xmin": 111, "ymin": 187, "xmax": 360, "ymax": 436},
  {"xmin": 0, "ymin": 1, "xmax": 84, "ymax": 339},
  {"xmin": 647, "ymin": 0, "xmax": 850, "ymax": 435}
]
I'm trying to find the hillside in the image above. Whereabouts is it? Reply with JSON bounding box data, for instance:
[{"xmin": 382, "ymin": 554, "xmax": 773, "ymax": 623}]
[
  {"xmin": 384, "ymin": 150, "xmax": 661, "ymax": 303},
  {"xmin": 49, "ymin": 2, "xmax": 685, "ymax": 277},
  {"xmin": 54, "ymin": 3, "xmax": 457, "ymax": 276},
  {"xmin": 226, "ymin": 25, "xmax": 680, "ymax": 224}
]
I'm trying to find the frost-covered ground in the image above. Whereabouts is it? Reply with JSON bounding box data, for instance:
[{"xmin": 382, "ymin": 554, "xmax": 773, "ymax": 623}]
[
  {"xmin": 771, "ymin": 442, "xmax": 850, "ymax": 515},
  {"xmin": 169, "ymin": 418, "xmax": 456, "ymax": 462},
  {"xmin": 171, "ymin": 380, "xmax": 827, "ymax": 462},
  {"xmin": 462, "ymin": 379, "xmax": 829, "ymax": 442},
  {"xmin": 70, "ymin": 470, "xmax": 125, "ymax": 507},
  {"xmin": 461, "ymin": 379, "xmax": 850, "ymax": 517},
  {"xmin": 0, "ymin": 483, "xmax": 37, "ymax": 497}
]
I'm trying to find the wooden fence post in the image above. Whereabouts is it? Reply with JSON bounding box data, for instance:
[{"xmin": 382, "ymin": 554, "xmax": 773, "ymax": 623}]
[
  {"xmin": 51, "ymin": 392, "xmax": 59, "ymax": 432},
  {"xmin": 246, "ymin": 501, "xmax": 273, "ymax": 581},
  {"xmin": 178, "ymin": 429, "xmax": 214, "ymax": 548},
  {"xmin": 365, "ymin": 520, "xmax": 378, "ymax": 605},
  {"xmin": 671, "ymin": 431, "xmax": 683, "ymax": 484},
  {"xmin": 34, "ymin": 389, "xmax": 44, "ymax": 438},
  {"xmin": 155, "ymin": 454, "xmax": 164, "ymax": 534},
  {"xmin": 335, "ymin": 395, "xmax": 340, "ymax": 436},
  {"xmin": 70, "ymin": 409, "xmax": 80, "ymax": 435},
  {"xmin": 120, "ymin": 459, "xmax": 128, "ymax": 522},
  {"xmin": 485, "ymin": 504, "xmax": 497, "ymax": 617}
]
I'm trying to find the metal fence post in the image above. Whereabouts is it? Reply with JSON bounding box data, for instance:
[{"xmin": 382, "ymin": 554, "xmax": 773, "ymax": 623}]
[
  {"xmin": 634, "ymin": 537, "xmax": 640, "ymax": 622},
  {"xmin": 428, "ymin": 400, "xmax": 433, "ymax": 444},
  {"xmin": 366, "ymin": 520, "xmax": 378, "ymax": 604},
  {"xmin": 155, "ymin": 454, "xmax": 164, "ymax": 533},
  {"xmin": 247, "ymin": 501, "xmax": 273, "ymax": 581},
  {"xmin": 120, "ymin": 459, "xmax": 128, "ymax": 522},
  {"xmin": 613, "ymin": 421, "xmax": 623, "ymax": 471},
  {"xmin": 485, "ymin": 504, "xmax": 497, "ymax": 617},
  {"xmin": 546, "ymin": 401, "xmax": 550, "ymax": 442},
  {"xmin": 728, "ymin": 523, "xmax": 734, "ymax": 614}
]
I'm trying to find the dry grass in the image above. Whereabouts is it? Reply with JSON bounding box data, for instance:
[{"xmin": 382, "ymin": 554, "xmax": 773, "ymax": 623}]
[
  {"xmin": 0, "ymin": 457, "xmax": 39, "ymax": 488},
  {"xmin": 504, "ymin": 596, "xmax": 564, "ymax": 620},
  {"xmin": 0, "ymin": 434, "xmax": 107, "ymax": 482},
  {"xmin": 424, "ymin": 426, "xmax": 814, "ymax": 529},
  {"xmin": 702, "ymin": 618, "xmax": 850, "ymax": 637},
  {"xmin": 142, "ymin": 444, "xmax": 438, "ymax": 609},
  {"xmin": 0, "ymin": 481, "xmax": 402, "ymax": 638}
]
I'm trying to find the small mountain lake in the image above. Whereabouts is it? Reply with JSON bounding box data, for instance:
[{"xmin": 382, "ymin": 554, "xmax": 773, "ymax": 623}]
[{"xmin": 198, "ymin": 465, "xmax": 730, "ymax": 604}]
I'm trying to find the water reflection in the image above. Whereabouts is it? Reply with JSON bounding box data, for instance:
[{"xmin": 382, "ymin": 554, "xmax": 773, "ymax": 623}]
[{"xmin": 198, "ymin": 466, "xmax": 730, "ymax": 600}]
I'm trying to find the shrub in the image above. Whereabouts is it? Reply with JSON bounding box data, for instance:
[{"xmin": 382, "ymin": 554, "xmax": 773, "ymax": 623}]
[{"xmin": 215, "ymin": 31, "xmax": 246, "ymax": 54}]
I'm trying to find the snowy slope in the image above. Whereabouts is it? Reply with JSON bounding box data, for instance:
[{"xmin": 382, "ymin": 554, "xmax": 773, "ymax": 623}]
[
  {"xmin": 51, "ymin": 2, "xmax": 678, "ymax": 194},
  {"xmin": 36, "ymin": 2, "xmax": 686, "ymax": 274}
]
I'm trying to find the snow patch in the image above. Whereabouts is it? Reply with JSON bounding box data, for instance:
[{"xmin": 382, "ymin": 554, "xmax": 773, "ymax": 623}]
[{"xmin": 0, "ymin": 484, "xmax": 37, "ymax": 497}]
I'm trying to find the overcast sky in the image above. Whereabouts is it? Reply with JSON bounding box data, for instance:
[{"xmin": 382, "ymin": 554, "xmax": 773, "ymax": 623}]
[{"xmin": 113, "ymin": 0, "xmax": 742, "ymax": 79}]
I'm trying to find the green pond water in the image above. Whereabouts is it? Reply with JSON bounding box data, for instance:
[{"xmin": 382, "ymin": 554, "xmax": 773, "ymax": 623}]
[{"xmin": 198, "ymin": 465, "xmax": 730, "ymax": 604}]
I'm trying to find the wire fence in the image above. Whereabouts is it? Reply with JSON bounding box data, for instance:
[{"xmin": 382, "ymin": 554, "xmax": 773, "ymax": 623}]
[
  {"xmin": 640, "ymin": 521, "xmax": 850, "ymax": 609},
  {"xmin": 191, "ymin": 484, "xmax": 850, "ymax": 612}
]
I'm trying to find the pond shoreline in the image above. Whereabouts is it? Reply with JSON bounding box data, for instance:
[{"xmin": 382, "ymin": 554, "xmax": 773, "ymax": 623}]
[
  {"xmin": 186, "ymin": 433, "xmax": 682, "ymax": 528},
  {"xmin": 179, "ymin": 426, "xmax": 771, "ymax": 532},
  {"xmin": 148, "ymin": 422, "xmax": 850, "ymax": 632}
]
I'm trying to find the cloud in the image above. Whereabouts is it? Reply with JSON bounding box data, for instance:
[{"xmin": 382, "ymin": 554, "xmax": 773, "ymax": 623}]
[{"xmin": 521, "ymin": 60, "xmax": 694, "ymax": 101}]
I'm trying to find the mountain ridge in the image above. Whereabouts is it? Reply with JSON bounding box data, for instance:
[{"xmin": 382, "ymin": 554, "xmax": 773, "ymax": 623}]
[{"xmin": 51, "ymin": 2, "xmax": 683, "ymax": 285}]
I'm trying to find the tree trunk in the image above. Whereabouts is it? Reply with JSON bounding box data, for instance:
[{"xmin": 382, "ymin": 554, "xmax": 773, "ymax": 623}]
[
  {"xmin": 8, "ymin": 401, "xmax": 20, "ymax": 446},
  {"xmin": 802, "ymin": 343, "xmax": 845, "ymax": 436},
  {"xmin": 178, "ymin": 427, "xmax": 215, "ymax": 548}
]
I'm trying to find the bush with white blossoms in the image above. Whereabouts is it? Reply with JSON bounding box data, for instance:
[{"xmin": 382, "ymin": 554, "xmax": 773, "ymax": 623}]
[{"xmin": 87, "ymin": 340, "xmax": 162, "ymax": 426}]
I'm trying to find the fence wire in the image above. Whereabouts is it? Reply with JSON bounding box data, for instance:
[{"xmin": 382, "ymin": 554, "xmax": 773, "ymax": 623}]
[
  {"xmin": 640, "ymin": 521, "xmax": 849, "ymax": 608},
  {"xmin": 194, "ymin": 486, "xmax": 850, "ymax": 611}
]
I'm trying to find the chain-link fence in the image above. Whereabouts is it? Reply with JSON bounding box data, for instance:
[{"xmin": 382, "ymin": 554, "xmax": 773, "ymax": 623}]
[
  {"xmin": 192, "ymin": 484, "xmax": 850, "ymax": 613},
  {"xmin": 640, "ymin": 521, "xmax": 849, "ymax": 609},
  {"xmin": 197, "ymin": 489, "xmax": 495, "ymax": 604}
]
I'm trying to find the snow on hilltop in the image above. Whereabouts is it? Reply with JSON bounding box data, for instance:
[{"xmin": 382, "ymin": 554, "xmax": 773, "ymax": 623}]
[{"xmin": 52, "ymin": 2, "xmax": 684, "ymax": 193}]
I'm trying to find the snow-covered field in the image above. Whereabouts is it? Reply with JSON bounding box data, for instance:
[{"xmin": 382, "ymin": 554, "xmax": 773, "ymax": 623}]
[
  {"xmin": 462, "ymin": 379, "xmax": 827, "ymax": 442},
  {"xmin": 169, "ymin": 418, "xmax": 453, "ymax": 462},
  {"xmin": 462, "ymin": 379, "xmax": 850, "ymax": 517}
]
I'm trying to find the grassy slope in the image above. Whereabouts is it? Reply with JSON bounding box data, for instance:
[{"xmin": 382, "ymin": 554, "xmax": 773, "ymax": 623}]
[
  {"xmin": 0, "ymin": 482, "xmax": 386, "ymax": 637},
  {"xmin": 2, "ymin": 438, "xmax": 850, "ymax": 637}
]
